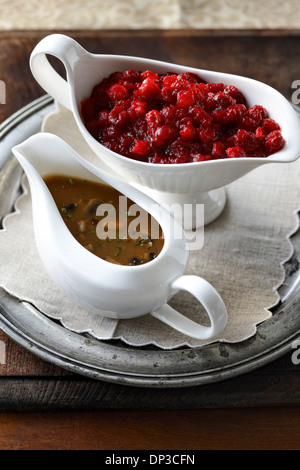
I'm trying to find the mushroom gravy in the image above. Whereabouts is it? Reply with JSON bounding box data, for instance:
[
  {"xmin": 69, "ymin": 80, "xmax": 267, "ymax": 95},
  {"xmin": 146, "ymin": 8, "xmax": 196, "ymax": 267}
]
[{"xmin": 44, "ymin": 174, "xmax": 164, "ymax": 266}]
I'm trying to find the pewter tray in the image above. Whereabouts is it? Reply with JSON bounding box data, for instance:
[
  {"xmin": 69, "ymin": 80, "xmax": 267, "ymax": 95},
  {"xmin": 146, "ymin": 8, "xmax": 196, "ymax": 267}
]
[{"xmin": 0, "ymin": 95, "xmax": 299, "ymax": 388}]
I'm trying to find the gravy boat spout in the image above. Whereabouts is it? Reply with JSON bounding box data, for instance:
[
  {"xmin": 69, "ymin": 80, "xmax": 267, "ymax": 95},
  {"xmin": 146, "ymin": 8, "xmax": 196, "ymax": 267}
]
[
  {"xmin": 12, "ymin": 133, "xmax": 228, "ymax": 340},
  {"xmin": 30, "ymin": 34, "xmax": 300, "ymax": 226}
]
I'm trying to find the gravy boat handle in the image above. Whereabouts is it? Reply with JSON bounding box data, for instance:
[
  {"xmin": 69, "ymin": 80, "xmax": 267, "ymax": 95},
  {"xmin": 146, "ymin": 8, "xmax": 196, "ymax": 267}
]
[
  {"xmin": 30, "ymin": 34, "xmax": 86, "ymax": 110},
  {"xmin": 151, "ymin": 275, "xmax": 228, "ymax": 340}
]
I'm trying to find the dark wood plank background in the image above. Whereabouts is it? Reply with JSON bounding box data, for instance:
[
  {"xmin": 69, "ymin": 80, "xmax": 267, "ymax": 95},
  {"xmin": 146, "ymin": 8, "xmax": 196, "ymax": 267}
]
[{"xmin": 0, "ymin": 32, "xmax": 300, "ymax": 446}]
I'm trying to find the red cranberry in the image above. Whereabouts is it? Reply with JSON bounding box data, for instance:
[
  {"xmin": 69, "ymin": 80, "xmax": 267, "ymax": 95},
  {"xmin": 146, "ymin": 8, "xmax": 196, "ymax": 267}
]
[
  {"xmin": 80, "ymin": 69, "xmax": 285, "ymax": 164},
  {"xmin": 264, "ymin": 130, "xmax": 285, "ymax": 153}
]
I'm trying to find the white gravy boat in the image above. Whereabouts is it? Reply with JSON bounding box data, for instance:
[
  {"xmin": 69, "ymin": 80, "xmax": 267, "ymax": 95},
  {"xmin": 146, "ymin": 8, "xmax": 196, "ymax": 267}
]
[
  {"xmin": 30, "ymin": 34, "xmax": 300, "ymax": 225},
  {"xmin": 12, "ymin": 133, "xmax": 228, "ymax": 340}
]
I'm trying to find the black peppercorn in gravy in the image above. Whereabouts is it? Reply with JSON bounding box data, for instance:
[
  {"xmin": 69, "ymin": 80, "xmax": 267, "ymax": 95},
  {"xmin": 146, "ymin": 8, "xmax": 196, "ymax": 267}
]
[{"xmin": 43, "ymin": 175, "xmax": 164, "ymax": 266}]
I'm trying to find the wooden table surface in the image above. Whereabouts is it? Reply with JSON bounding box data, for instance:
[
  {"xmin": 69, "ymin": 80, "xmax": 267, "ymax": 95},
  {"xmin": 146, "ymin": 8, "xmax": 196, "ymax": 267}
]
[{"xmin": 0, "ymin": 29, "xmax": 300, "ymax": 450}]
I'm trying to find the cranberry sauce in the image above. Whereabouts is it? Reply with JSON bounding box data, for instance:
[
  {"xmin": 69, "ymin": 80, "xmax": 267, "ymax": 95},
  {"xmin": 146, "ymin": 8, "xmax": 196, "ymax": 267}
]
[{"xmin": 80, "ymin": 70, "xmax": 285, "ymax": 164}]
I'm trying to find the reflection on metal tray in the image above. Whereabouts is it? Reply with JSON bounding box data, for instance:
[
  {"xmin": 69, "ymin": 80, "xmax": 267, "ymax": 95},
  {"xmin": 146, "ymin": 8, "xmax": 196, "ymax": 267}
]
[{"xmin": 0, "ymin": 95, "xmax": 299, "ymax": 388}]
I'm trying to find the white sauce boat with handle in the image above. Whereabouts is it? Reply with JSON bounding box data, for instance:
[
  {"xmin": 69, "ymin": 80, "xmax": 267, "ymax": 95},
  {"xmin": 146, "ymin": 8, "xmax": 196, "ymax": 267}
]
[
  {"xmin": 12, "ymin": 132, "xmax": 228, "ymax": 340},
  {"xmin": 30, "ymin": 34, "xmax": 300, "ymax": 226}
]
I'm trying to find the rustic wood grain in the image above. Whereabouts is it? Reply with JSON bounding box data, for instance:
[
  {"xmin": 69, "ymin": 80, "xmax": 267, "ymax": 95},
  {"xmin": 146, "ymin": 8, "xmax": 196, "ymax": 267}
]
[
  {"xmin": 0, "ymin": 30, "xmax": 300, "ymax": 421},
  {"xmin": 0, "ymin": 407, "xmax": 299, "ymax": 450},
  {"xmin": 2, "ymin": 28, "xmax": 300, "ymax": 123}
]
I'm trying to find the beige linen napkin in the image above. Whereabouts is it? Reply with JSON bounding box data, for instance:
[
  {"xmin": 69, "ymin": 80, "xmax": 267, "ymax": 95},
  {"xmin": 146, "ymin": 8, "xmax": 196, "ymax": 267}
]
[{"xmin": 0, "ymin": 103, "xmax": 299, "ymax": 349}]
